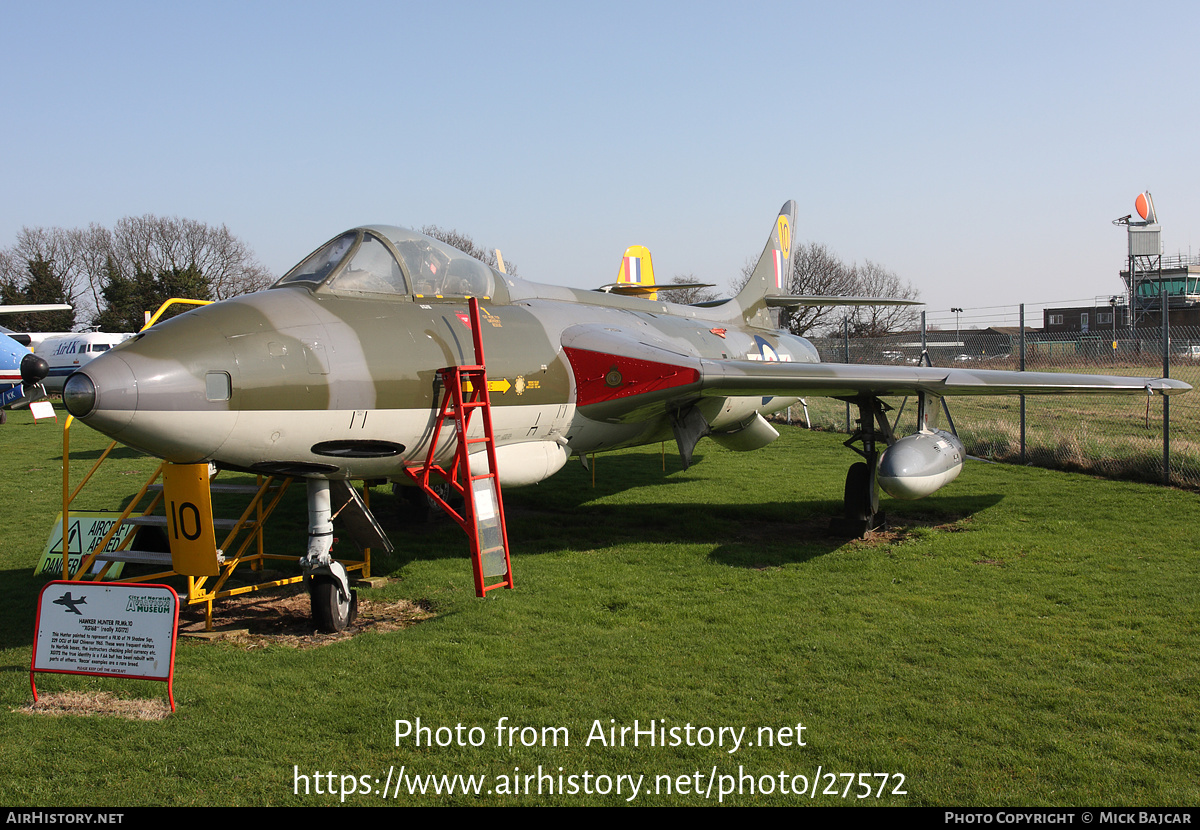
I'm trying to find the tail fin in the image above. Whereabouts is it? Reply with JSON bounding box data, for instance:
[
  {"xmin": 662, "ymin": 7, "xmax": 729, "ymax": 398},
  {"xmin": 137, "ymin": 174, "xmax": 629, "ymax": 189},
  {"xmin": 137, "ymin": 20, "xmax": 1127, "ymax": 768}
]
[
  {"xmin": 723, "ymin": 201, "xmax": 795, "ymax": 325},
  {"xmin": 616, "ymin": 245, "xmax": 657, "ymax": 300}
]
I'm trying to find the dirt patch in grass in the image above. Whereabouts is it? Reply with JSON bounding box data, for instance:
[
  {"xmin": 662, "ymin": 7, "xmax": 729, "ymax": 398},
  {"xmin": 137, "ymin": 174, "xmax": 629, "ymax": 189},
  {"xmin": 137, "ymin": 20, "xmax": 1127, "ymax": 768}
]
[
  {"xmin": 178, "ymin": 586, "xmax": 436, "ymax": 649},
  {"xmin": 21, "ymin": 691, "xmax": 171, "ymax": 721},
  {"xmin": 850, "ymin": 514, "xmax": 971, "ymax": 547}
]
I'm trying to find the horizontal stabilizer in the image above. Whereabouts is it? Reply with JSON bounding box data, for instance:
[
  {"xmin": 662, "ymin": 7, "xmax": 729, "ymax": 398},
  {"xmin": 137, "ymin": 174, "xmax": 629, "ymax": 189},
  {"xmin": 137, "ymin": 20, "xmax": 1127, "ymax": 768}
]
[
  {"xmin": 596, "ymin": 282, "xmax": 715, "ymax": 297},
  {"xmin": 0, "ymin": 304, "xmax": 72, "ymax": 315},
  {"xmin": 764, "ymin": 295, "xmax": 923, "ymax": 308}
]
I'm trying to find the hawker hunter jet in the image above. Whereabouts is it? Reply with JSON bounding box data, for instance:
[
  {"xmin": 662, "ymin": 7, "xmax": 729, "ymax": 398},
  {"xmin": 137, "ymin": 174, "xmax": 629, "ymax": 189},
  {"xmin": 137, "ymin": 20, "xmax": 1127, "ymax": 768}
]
[{"xmin": 62, "ymin": 203, "xmax": 1190, "ymax": 629}]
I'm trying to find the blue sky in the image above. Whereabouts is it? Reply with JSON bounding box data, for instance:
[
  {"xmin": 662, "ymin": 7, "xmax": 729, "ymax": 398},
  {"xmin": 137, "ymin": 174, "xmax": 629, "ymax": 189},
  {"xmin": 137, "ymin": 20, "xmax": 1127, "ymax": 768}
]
[{"xmin": 2, "ymin": 1, "xmax": 1196, "ymax": 330}]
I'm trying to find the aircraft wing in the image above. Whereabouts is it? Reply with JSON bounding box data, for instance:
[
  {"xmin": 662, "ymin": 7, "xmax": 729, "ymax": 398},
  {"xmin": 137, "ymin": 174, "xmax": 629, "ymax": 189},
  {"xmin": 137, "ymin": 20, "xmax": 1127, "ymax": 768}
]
[
  {"xmin": 695, "ymin": 359, "xmax": 1191, "ymax": 399},
  {"xmin": 562, "ymin": 326, "xmax": 1190, "ymax": 421},
  {"xmin": 0, "ymin": 304, "xmax": 72, "ymax": 315}
]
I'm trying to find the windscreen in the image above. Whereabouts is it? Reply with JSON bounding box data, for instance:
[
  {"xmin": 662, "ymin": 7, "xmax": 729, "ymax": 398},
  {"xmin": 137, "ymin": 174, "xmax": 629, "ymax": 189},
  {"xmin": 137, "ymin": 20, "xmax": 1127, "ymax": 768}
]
[{"xmin": 275, "ymin": 232, "xmax": 358, "ymax": 286}]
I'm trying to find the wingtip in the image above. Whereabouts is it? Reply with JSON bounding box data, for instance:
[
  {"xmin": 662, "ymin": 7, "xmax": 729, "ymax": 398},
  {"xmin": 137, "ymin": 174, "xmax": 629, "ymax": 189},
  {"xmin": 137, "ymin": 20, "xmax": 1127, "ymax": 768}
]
[{"xmin": 1150, "ymin": 378, "xmax": 1192, "ymax": 396}]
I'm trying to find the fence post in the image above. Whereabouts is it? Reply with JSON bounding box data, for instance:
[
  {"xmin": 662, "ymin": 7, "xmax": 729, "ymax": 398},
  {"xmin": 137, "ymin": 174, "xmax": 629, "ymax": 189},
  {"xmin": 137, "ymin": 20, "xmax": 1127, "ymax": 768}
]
[
  {"xmin": 1162, "ymin": 285, "xmax": 1170, "ymax": 485},
  {"xmin": 1019, "ymin": 304, "xmax": 1026, "ymax": 465},
  {"xmin": 843, "ymin": 316, "xmax": 851, "ymax": 433},
  {"xmin": 921, "ymin": 310, "xmax": 927, "ymax": 361}
]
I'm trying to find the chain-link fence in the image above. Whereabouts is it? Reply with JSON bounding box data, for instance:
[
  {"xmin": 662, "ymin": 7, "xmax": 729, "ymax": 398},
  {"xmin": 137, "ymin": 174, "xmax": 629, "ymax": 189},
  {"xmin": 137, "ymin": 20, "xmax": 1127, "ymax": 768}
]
[{"xmin": 793, "ymin": 317, "xmax": 1200, "ymax": 490}]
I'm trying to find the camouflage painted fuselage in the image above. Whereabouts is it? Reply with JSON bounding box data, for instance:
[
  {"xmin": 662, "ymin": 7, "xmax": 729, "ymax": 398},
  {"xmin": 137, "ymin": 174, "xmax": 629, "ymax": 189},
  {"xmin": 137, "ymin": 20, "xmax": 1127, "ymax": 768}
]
[{"xmin": 67, "ymin": 225, "xmax": 813, "ymax": 484}]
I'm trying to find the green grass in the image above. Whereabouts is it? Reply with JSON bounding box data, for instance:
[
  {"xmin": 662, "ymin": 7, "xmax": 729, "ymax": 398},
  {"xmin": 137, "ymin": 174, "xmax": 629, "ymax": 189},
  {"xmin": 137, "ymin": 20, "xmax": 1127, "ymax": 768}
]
[{"xmin": 1, "ymin": 407, "xmax": 1198, "ymax": 806}]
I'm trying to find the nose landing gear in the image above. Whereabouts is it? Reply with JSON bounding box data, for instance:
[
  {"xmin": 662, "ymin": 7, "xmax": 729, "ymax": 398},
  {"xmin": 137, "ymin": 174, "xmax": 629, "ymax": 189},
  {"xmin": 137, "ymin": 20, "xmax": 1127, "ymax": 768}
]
[
  {"xmin": 308, "ymin": 570, "xmax": 358, "ymax": 633},
  {"xmin": 301, "ymin": 479, "xmax": 359, "ymax": 633}
]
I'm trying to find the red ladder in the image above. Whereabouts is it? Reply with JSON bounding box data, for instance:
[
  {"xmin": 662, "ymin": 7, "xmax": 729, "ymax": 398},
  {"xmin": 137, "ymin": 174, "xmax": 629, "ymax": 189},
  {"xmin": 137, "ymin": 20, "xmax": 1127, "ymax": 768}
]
[{"xmin": 400, "ymin": 297, "xmax": 513, "ymax": 597}]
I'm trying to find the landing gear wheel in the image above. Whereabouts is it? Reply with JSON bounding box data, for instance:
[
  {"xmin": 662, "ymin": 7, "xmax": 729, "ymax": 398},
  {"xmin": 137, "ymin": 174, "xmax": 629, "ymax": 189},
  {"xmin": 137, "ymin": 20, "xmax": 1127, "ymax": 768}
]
[
  {"xmin": 843, "ymin": 462, "xmax": 871, "ymax": 523},
  {"xmin": 831, "ymin": 461, "xmax": 884, "ymax": 537},
  {"xmin": 309, "ymin": 575, "xmax": 358, "ymax": 633},
  {"xmin": 395, "ymin": 481, "xmax": 462, "ymax": 522}
]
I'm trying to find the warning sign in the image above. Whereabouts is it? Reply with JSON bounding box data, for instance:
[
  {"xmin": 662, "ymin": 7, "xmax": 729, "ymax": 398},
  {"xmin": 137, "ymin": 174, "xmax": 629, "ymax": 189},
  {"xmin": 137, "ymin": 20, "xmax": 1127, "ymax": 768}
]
[{"xmin": 35, "ymin": 512, "xmax": 133, "ymax": 579}]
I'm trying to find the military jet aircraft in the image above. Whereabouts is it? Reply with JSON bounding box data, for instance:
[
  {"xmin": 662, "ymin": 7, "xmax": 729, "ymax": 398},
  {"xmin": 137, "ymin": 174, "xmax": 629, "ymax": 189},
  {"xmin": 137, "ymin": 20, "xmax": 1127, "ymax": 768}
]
[{"xmin": 61, "ymin": 203, "xmax": 1190, "ymax": 630}]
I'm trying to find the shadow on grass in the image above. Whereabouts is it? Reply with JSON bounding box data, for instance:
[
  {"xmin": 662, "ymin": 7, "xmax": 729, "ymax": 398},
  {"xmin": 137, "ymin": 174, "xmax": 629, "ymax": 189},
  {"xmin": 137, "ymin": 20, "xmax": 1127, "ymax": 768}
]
[
  {"xmin": 375, "ymin": 450, "xmax": 1006, "ymax": 570},
  {"xmin": 0, "ymin": 568, "xmax": 65, "ymax": 654},
  {"xmin": 2, "ymin": 449, "xmax": 1004, "ymax": 651},
  {"xmin": 66, "ymin": 445, "xmax": 149, "ymax": 462}
]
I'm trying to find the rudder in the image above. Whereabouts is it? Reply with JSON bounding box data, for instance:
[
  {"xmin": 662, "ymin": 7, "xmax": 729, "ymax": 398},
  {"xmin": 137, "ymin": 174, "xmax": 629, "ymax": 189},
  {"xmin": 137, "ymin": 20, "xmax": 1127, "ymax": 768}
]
[{"xmin": 725, "ymin": 200, "xmax": 796, "ymax": 325}]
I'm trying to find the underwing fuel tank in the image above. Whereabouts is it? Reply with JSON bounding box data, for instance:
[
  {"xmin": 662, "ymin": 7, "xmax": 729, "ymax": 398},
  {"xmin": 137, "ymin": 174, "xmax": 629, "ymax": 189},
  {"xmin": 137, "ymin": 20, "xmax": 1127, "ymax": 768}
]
[{"xmin": 877, "ymin": 430, "xmax": 965, "ymax": 500}]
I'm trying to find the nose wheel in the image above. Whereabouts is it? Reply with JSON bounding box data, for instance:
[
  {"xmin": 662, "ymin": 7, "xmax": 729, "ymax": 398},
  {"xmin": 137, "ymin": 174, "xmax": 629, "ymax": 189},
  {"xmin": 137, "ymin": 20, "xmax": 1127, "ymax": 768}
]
[{"xmin": 308, "ymin": 574, "xmax": 358, "ymax": 633}]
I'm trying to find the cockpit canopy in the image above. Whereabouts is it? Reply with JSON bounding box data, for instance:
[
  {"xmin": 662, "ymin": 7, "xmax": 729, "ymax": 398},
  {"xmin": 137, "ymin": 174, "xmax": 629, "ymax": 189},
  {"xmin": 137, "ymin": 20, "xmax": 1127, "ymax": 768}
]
[{"xmin": 273, "ymin": 226, "xmax": 498, "ymax": 300}]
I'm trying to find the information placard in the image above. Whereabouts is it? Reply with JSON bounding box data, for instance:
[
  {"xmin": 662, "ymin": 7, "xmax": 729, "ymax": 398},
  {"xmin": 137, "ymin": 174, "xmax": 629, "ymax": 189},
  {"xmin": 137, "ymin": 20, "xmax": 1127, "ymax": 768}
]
[{"xmin": 31, "ymin": 581, "xmax": 179, "ymax": 710}]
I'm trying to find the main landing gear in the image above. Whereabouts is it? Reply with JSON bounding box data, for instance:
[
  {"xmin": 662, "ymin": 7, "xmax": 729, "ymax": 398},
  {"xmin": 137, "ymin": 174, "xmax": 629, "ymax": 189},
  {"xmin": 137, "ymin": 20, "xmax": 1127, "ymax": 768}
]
[{"xmin": 832, "ymin": 397, "xmax": 895, "ymax": 537}]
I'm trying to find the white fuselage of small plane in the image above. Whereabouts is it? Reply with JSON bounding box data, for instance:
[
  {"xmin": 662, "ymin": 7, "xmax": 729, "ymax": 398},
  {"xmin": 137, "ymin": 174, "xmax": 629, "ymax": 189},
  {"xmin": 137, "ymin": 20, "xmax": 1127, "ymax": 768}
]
[{"xmin": 36, "ymin": 331, "xmax": 134, "ymax": 393}]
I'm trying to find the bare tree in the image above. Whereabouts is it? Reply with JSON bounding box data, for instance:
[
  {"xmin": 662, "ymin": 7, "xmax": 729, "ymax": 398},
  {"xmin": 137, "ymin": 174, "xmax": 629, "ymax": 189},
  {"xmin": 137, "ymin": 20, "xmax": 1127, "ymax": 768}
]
[
  {"xmin": 109, "ymin": 215, "xmax": 272, "ymax": 301},
  {"xmin": 0, "ymin": 252, "xmax": 76, "ymax": 330},
  {"xmin": 6, "ymin": 226, "xmax": 88, "ymax": 318},
  {"xmin": 841, "ymin": 259, "xmax": 920, "ymax": 337},
  {"xmin": 419, "ymin": 226, "xmax": 516, "ymax": 275},
  {"xmin": 1, "ymin": 216, "xmax": 273, "ymax": 328},
  {"xmin": 664, "ymin": 273, "xmax": 719, "ymax": 305},
  {"xmin": 731, "ymin": 242, "xmax": 918, "ymax": 337},
  {"xmin": 0, "ymin": 249, "xmax": 20, "ymax": 297},
  {"xmin": 66, "ymin": 223, "xmax": 120, "ymax": 319},
  {"xmin": 784, "ymin": 242, "xmax": 861, "ymax": 335}
]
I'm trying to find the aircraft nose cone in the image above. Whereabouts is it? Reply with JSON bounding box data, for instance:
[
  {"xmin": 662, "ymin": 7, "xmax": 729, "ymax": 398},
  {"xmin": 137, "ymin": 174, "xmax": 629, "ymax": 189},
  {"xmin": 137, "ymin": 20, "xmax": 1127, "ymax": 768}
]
[
  {"xmin": 62, "ymin": 315, "xmax": 237, "ymax": 462},
  {"xmin": 62, "ymin": 356, "xmax": 139, "ymax": 434},
  {"xmin": 20, "ymin": 353, "xmax": 48, "ymax": 385},
  {"xmin": 62, "ymin": 371, "xmax": 95, "ymax": 416}
]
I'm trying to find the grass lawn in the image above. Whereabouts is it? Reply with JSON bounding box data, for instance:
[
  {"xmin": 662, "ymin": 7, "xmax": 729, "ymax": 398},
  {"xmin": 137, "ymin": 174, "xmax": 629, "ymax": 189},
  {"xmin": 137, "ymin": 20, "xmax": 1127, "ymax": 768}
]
[{"xmin": 1, "ymin": 407, "xmax": 1197, "ymax": 806}]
